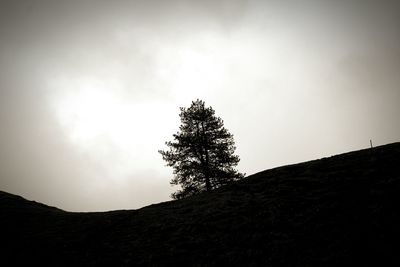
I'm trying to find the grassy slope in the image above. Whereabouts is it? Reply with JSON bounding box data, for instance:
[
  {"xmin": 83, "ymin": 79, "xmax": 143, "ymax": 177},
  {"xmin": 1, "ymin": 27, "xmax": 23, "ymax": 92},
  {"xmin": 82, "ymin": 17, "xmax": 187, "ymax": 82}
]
[{"xmin": 1, "ymin": 142, "xmax": 400, "ymax": 266}]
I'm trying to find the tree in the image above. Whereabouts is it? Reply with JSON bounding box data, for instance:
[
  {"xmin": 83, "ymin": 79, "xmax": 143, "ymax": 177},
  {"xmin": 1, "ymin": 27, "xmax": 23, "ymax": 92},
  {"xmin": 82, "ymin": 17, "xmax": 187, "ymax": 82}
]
[{"xmin": 159, "ymin": 99, "xmax": 244, "ymax": 199}]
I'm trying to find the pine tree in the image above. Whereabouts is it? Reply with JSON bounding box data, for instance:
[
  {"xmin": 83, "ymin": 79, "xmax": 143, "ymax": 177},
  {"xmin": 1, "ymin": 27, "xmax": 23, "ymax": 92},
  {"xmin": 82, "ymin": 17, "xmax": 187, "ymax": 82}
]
[{"xmin": 159, "ymin": 99, "xmax": 244, "ymax": 199}]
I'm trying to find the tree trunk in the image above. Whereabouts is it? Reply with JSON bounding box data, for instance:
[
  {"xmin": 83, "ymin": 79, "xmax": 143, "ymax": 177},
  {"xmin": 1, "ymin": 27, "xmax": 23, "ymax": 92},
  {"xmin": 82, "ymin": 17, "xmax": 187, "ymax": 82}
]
[
  {"xmin": 201, "ymin": 121, "xmax": 212, "ymax": 192},
  {"xmin": 205, "ymin": 175, "xmax": 211, "ymax": 191}
]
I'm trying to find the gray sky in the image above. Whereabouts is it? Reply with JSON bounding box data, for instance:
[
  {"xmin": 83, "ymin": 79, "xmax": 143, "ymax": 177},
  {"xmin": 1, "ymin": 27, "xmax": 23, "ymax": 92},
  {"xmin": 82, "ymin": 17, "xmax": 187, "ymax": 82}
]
[{"xmin": 0, "ymin": 0, "xmax": 399, "ymax": 211}]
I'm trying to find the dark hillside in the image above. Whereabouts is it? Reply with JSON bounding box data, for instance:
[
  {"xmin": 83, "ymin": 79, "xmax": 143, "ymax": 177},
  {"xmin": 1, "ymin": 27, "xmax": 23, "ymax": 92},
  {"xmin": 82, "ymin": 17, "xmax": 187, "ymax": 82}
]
[{"xmin": 1, "ymin": 142, "xmax": 400, "ymax": 266}]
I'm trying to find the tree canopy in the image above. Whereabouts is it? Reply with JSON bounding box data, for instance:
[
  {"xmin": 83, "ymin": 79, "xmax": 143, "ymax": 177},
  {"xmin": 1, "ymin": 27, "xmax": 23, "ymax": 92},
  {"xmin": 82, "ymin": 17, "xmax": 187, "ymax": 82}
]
[{"xmin": 159, "ymin": 99, "xmax": 244, "ymax": 199}]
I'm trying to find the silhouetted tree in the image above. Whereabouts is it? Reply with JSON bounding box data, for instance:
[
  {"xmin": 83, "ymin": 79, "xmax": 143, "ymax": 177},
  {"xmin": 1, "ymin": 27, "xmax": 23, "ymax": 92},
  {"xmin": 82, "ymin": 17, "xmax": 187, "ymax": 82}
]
[{"xmin": 159, "ymin": 99, "xmax": 244, "ymax": 199}]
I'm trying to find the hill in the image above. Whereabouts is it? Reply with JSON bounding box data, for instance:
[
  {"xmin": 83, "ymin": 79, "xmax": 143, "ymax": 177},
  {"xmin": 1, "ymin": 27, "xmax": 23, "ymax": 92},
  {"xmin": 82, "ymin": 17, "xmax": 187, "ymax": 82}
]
[{"xmin": 1, "ymin": 142, "xmax": 400, "ymax": 266}]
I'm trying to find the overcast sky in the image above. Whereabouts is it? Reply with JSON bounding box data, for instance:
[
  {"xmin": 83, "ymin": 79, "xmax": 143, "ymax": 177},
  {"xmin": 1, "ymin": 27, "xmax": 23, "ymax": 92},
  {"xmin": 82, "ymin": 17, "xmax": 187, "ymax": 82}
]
[{"xmin": 0, "ymin": 0, "xmax": 399, "ymax": 211}]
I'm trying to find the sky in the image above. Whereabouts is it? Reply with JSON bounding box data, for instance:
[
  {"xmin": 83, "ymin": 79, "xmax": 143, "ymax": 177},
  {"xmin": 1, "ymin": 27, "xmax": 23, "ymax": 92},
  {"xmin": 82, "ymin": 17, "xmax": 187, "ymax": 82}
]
[{"xmin": 0, "ymin": 0, "xmax": 399, "ymax": 211}]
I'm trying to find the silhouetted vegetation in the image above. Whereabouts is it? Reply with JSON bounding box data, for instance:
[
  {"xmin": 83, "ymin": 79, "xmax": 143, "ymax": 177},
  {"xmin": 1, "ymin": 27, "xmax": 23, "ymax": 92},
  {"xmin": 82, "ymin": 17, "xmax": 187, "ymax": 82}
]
[
  {"xmin": 1, "ymin": 142, "xmax": 400, "ymax": 266},
  {"xmin": 159, "ymin": 99, "xmax": 244, "ymax": 199}
]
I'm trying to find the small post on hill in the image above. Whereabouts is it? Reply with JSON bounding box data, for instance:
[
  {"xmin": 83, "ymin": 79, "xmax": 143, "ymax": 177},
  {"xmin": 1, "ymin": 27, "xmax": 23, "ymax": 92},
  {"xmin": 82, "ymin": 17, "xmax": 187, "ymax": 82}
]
[{"xmin": 369, "ymin": 139, "xmax": 375, "ymax": 162}]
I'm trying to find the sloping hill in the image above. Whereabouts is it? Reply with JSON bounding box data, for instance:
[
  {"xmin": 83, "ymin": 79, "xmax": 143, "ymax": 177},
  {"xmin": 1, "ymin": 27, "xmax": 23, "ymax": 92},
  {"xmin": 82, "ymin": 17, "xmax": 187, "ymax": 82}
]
[{"xmin": 1, "ymin": 142, "xmax": 400, "ymax": 266}]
